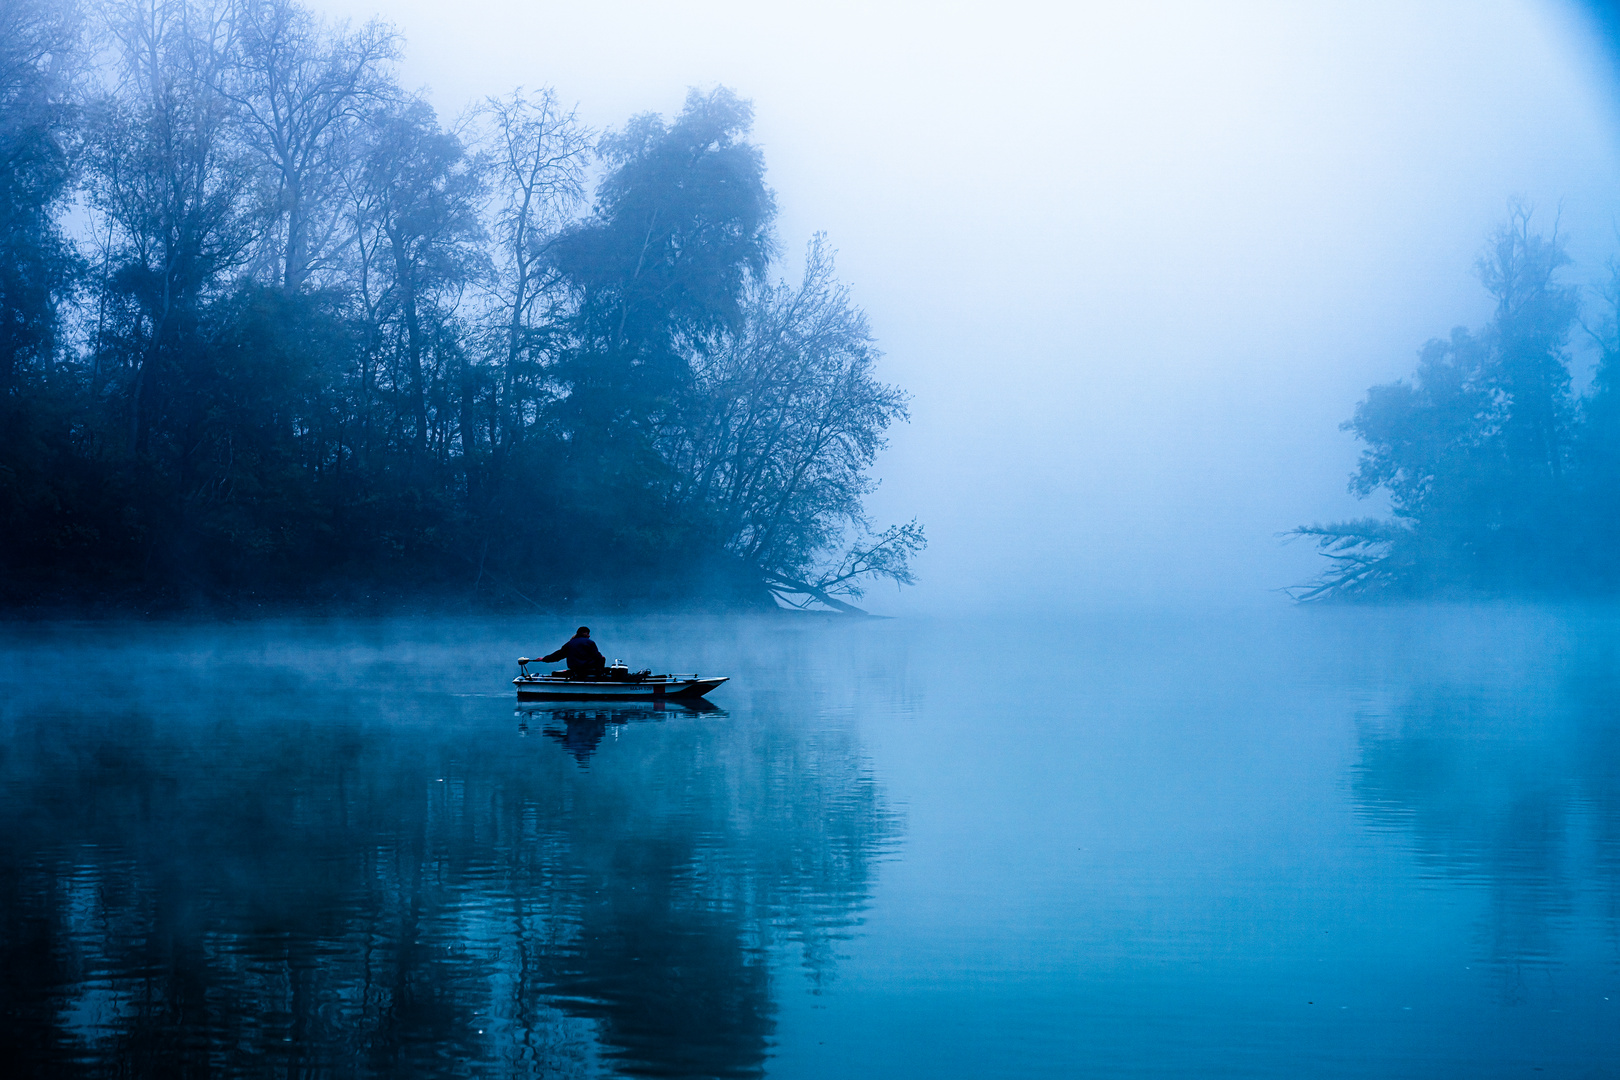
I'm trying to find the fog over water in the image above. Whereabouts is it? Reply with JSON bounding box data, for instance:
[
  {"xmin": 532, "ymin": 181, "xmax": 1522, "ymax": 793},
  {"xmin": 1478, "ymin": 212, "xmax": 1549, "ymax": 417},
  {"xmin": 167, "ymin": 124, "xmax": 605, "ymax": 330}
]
[
  {"xmin": 6, "ymin": 609, "xmax": 1619, "ymax": 1076},
  {"xmin": 11, "ymin": 5, "xmax": 1620, "ymax": 1073},
  {"xmin": 312, "ymin": 0, "xmax": 1620, "ymax": 611}
]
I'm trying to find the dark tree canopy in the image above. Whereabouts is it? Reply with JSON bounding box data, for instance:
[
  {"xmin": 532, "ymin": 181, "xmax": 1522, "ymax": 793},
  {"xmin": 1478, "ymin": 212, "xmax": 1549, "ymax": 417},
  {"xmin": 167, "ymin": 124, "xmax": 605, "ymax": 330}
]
[{"xmin": 0, "ymin": 0, "xmax": 921, "ymax": 613}]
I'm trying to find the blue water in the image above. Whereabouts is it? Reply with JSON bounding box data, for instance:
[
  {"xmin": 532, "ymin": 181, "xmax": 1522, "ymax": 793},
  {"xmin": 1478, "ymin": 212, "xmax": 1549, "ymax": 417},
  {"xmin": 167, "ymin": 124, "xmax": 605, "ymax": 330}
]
[{"xmin": 1, "ymin": 607, "xmax": 1616, "ymax": 1077}]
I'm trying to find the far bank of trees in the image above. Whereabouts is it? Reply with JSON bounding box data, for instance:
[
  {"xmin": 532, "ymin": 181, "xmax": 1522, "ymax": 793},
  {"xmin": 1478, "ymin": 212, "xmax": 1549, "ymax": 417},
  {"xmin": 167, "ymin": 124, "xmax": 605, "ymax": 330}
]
[
  {"xmin": 0, "ymin": 0, "xmax": 922, "ymax": 611},
  {"xmin": 1295, "ymin": 206, "xmax": 1620, "ymax": 599}
]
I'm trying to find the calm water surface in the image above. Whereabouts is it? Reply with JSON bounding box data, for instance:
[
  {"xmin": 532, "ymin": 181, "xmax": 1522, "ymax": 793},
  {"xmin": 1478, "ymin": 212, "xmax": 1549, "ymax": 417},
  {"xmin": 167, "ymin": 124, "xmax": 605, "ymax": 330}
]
[{"xmin": 1, "ymin": 607, "xmax": 1617, "ymax": 1077}]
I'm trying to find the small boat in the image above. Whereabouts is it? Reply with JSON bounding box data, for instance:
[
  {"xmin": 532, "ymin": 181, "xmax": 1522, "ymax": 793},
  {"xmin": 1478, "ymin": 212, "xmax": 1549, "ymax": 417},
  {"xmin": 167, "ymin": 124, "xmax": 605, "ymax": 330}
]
[{"xmin": 513, "ymin": 660, "xmax": 728, "ymax": 701}]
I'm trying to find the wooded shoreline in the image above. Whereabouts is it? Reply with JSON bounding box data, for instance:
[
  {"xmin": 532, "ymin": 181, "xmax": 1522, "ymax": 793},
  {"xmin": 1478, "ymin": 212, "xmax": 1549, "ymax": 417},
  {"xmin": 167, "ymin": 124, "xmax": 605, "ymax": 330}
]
[{"xmin": 0, "ymin": 0, "xmax": 923, "ymax": 615}]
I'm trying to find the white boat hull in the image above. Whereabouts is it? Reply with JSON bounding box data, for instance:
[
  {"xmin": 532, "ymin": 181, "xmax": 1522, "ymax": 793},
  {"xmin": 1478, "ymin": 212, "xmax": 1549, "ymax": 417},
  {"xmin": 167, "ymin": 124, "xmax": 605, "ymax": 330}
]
[{"xmin": 513, "ymin": 674, "xmax": 728, "ymax": 701}]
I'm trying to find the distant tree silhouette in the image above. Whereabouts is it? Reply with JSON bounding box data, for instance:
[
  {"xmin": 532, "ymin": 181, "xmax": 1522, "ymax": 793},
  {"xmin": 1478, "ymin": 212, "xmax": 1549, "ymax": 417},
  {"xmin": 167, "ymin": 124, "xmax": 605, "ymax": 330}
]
[{"xmin": 1294, "ymin": 206, "xmax": 1605, "ymax": 599}]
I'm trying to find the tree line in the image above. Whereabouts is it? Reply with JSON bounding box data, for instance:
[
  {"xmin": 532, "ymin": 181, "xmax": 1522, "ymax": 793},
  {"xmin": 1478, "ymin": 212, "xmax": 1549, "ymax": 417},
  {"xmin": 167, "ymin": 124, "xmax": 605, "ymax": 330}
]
[
  {"xmin": 0, "ymin": 0, "xmax": 923, "ymax": 611},
  {"xmin": 1295, "ymin": 205, "xmax": 1620, "ymax": 599}
]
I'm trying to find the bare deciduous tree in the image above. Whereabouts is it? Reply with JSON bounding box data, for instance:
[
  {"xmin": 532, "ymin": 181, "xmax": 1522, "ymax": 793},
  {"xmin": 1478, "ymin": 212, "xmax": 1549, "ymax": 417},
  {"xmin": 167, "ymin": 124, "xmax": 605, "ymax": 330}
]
[
  {"xmin": 0, "ymin": 0, "xmax": 82, "ymax": 390},
  {"xmin": 478, "ymin": 87, "xmax": 589, "ymax": 458},
  {"xmin": 224, "ymin": 0, "xmax": 398, "ymax": 293},
  {"xmin": 89, "ymin": 0, "xmax": 258, "ymax": 450},
  {"xmin": 662, "ymin": 235, "xmax": 922, "ymax": 610}
]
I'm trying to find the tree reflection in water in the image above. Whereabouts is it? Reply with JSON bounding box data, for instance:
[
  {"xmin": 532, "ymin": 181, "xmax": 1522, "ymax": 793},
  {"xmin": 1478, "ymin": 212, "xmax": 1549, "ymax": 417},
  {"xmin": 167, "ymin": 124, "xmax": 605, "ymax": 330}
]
[
  {"xmin": 0, "ymin": 649, "xmax": 900, "ymax": 1079},
  {"xmin": 1350, "ymin": 638, "xmax": 1620, "ymax": 983}
]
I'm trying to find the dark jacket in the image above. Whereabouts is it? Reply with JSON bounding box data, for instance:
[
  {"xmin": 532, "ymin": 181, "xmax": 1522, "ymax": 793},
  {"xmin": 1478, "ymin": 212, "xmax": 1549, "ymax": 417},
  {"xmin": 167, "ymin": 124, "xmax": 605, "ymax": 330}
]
[{"xmin": 541, "ymin": 634, "xmax": 606, "ymax": 671}]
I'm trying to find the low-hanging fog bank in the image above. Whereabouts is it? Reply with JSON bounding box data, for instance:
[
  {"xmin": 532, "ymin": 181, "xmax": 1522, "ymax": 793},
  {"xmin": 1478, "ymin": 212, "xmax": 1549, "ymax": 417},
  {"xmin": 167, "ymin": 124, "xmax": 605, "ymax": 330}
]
[{"xmin": 323, "ymin": 0, "xmax": 1620, "ymax": 612}]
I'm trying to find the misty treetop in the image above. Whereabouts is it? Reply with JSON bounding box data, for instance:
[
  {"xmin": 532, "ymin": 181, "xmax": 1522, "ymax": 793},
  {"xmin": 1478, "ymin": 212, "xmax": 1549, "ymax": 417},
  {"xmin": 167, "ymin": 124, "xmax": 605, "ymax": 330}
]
[
  {"xmin": 0, "ymin": 0, "xmax": 922, "ymax": 611},
  {"xmin": 1295, "ymin": 206, "xmax": 1620, "ymax": 599}
]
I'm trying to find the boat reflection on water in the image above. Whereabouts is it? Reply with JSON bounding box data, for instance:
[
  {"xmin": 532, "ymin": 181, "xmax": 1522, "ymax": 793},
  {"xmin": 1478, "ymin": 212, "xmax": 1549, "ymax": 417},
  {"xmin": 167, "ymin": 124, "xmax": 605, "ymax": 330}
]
[{"xmin": 516, "ymin": 699, "xmax": 728, "ymax": 766}]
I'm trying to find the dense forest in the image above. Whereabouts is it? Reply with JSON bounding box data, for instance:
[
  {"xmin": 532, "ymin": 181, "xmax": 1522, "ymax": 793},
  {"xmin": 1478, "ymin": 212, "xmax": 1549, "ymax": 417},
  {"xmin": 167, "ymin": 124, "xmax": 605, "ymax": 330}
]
[
  {"xmin": 0, "ymin": 0, "xmax": 922, "ymax": 612},
  {"xmin": 1296, "ymin": 207, "xmax": 1620, "ymax": 599}
]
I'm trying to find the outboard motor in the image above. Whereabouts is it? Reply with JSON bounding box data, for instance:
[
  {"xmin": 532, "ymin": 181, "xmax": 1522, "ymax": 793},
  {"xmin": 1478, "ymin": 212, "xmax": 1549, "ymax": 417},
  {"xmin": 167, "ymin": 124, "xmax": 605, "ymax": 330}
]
[{"xmin": 607, "ymin": 661, "xmax": 629, "ymax": 679}]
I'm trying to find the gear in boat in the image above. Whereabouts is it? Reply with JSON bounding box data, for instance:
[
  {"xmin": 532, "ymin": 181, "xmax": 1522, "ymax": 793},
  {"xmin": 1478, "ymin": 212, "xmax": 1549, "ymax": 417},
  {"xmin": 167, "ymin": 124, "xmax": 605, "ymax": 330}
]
[{"xmin": 515, "ymin": 625, "xmax": 728, "ymax": 701}]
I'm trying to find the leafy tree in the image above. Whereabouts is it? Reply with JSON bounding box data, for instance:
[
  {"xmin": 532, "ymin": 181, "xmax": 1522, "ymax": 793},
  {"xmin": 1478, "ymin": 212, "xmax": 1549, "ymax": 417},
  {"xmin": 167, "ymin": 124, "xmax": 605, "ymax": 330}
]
[
  {"xmin": 550, "ymin": 87, "xmax": 775, "ymax": 442},
  {"xmin": 514, "ymin": 88, "xmax": 781, "ymax": 596},
  {"xmin": 1479, "ymin": 212, "xmax": 1578, "ymax": 484},
  {"xmin": 1296, "ymin": 208, "xmax": 1581, "ymax": 598},
  {"xmin": 1572, "ymin": 254, "xmax": 1620, "ymax": 587}
]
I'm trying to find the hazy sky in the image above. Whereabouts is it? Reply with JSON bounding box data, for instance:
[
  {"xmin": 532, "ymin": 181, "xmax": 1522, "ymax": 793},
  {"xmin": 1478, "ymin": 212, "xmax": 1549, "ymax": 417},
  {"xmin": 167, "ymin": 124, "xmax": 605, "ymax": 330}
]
[{"xmin": 319, "ymin": 0, "xmax": 1620, "ymax": 612}]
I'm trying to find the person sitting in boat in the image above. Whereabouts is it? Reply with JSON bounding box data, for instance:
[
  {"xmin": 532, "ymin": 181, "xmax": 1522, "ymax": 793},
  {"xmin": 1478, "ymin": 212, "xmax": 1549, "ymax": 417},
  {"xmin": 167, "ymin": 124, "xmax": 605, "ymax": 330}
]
[{"xmin": 533, "ymin": 626, "xmax": 606, "ymax": 674}]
